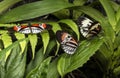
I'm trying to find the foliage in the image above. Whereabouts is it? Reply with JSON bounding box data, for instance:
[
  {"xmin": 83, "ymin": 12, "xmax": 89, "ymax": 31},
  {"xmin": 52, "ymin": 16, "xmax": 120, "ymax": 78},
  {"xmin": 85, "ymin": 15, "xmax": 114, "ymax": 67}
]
[{"xmin": 0, "ymin": 0, "xmax": 120, "ymax": 78}]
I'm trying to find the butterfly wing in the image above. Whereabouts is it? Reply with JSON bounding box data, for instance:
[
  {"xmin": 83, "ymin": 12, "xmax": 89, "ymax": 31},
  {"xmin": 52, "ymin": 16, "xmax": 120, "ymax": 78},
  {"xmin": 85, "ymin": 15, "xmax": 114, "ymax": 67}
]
[
  {"xmin": 13, "ymin": 23, "xmax": 52, "ymax": 34},
  {"xmin": 56, "ymin": 30, "xmax": 78, "ymax": 54},
  {"xmin": 77, "ymin": 16, "xmax": 101, "ymax": 38}
]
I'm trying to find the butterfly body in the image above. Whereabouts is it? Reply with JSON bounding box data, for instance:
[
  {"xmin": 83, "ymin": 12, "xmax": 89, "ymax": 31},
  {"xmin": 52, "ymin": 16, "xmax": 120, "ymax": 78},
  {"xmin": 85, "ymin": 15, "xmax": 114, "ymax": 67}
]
[{"xmin": 56, "ymin": 30, "xmax": 78, "ymax": 54}]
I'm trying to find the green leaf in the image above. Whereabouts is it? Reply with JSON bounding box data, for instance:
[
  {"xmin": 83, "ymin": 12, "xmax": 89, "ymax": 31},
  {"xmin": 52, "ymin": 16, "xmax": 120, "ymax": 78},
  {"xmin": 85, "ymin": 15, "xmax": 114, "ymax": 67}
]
[
  {"xmin": 53, "ymin": 9, "xmax": 70, "ymax": 19},
  {"xmin": 0, "ymin": 30, "xmax": 8, "ymax": 34},
  {"xmin": 114, "ymin": 66, "xmax": 120, "ymax": 76},
  {"xmin": 41, "ymin": 31, "xmax": 50, "ymax": 54},
  {"xmin": 73, "ymin": 0, "xmax": 87, "ymax": 6},
  {"xmin": 57, "ymin": 37, "xmax": 103, "ymax": 76},
  {"xmin": 0, "ymin": 38, "xmax": 28, "ymax": 60},
  {"xmin": 48, "ymin": 22, "xmax": 62, "ymax": 55},
  {"xmin": 115, "ymin": 19, "xmax": 120, "ymax": 34},
  {"xmin": 116, "ymin": 7, "xmax": 120, "ymax": 21},
  {"xmin": 48, "ymin": 22, "xmax": 62, "ymax": 33},
  {"xmin": 5, "ymin": 44, "xmax": 26, "ymax": 78},
  {"xmin": 75, "ymin": 6, "xmax": 105, "ymax": 23},
  {"xmin": 26, "ymin": 57, "xmax": 52, "ymax": 78},
  {"xmin": 110, "ymin": 1, "xmax": 120, "ymax": 11},
  {"xmin": 59, "ymin": 19, "xmax": 80, "ymax": 40},
  {"xmin": 113, "ymin": 45, "xmax": 120, "ymax": 76},
  {"xmin": 45, "ymin": 40, "xmax": 57, "ymax": 55},
  {"xmin": 15, "ymin": 33, "xmax": 26, "ymax": 54},
  {"xmin": 47, "ymin": 58, "xmax": 59, "ymax": 78},
  {"xmin": 1, "ymin": 34, "xmax": 12, "ymax": 60},
  {"xmin": 101, "ymin": 21, "xmax": 115, "ymax": 50},
  {"xmin": 28, "ymin": 34, "xmax": 37, "ymax": 59},
  {"xmin": 26, "ymin": 47, "xmax": 44, "ymax": 76},
  {"xmin": 0, "ymin": 0, "xmax": 21, "ymax": 15},
  {"xmin": 0, "ymin": 0, "xmax": 74, "ymax": 23},
  {"xmin": 99, "ymin": 0, "xmax": 116, "ymax": 30}
]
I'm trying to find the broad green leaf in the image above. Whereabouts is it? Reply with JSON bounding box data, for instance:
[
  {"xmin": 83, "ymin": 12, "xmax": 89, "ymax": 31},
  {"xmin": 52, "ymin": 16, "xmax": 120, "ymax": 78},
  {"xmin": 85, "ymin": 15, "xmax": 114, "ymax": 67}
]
[
  {"xmin": 75, "ymin": 6, "xmax": 105, "ymax": 23},
  {"xmin": 94, "ymin": 51, "xmax": 109, "ymax": 71},
  {"xmin": 57, "ymin": 37, "xmax": 103, "ymax": 76},
  {"xmin": 0, "ymin": 38, "xmax": 28, "ymax": 60},
  {"xmin": 113, "ymin": 45, "xmax": 120, "ymax": 76},
  {"xmin": 5, "ymin": 44, "xmax": 26, "ymax": 78},
  {"xmin": 0, "ymin": 61, "xmax": 5, "ymax": 78},
  {"xmin": 41, "ymin": 31, "xmax": 50, "ymax": 54},
  {"xmin": 0, "ymin": 0, "xmax": 21, "ymax": 15},
  {"xmin": 110, "ymin": 1, "xmax": 120, "ymax": 11},
  {"xmin": 1, "ymin": 34, "xmax": 12, "ymax": 60},
  {"xmin": 116, "ymin": 7, "xmax": 120, "ymax": 21},
  {"xmin": 28, "ymin": 34, "xmax": 37, "ymax": 59},
  {"xmin": 99, "ymin": 43, "xmax": 112, "ymax": 60},
  {"xmin": 26, "ymin": 48, "xmax": 44, "ymax": 75},
  {"xmin": 45, "ymin": 40, "xmax": 57, "ymax": 56},
  {"xmin": 59, "ymin": 19, "xmax": 80, "ymax": 40},
  {"xmin": 99, "ymin": 0, "xmax": 116, "ymax": 30},
  {"xmin": 115, "ymin": 19, "xmax": 120, "ymax": 33},
  {"xmin": 53, "ymin": 9, "xmax": 70, "ymax": 19},
  {"xmin": 47, "ymin": 58, "xmax": 59, "ymax": 78},
  {"xmin": 100, "ymin": 22, "xmax": 115, "ymax": 50},
  {"xmin": 0, "ymin": 0, "xmax": 74, "ymax": 23},
  {"xmin": 15, "ymin": 33, "xmax": 26, "ymax": 54},
  {"xmin": 26, "ymin": 57, "xmax": 52, "ymax": 78}
]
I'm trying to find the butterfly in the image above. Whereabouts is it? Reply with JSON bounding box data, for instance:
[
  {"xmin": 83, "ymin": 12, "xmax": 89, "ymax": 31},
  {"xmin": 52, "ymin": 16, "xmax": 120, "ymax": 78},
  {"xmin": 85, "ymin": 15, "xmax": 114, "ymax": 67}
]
[
  {"xmin": 77, "ymin": 16, "xmax": 101, "ymax": 38},
  {"xmin": 56, "ymin": 30, "xmax": 78, "ymax": 54},
  {"xmin": 13, "ymin": 23, "xmax": 51, "ymax": 34}
]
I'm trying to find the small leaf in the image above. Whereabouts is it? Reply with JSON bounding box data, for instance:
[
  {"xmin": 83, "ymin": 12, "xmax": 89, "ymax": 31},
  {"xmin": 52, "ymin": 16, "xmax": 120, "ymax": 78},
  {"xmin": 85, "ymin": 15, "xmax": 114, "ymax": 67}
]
[
  {"xmin": 48, "ymin": 22, "xmax": 62, "ymax": 55},
  {"xmin": 0, "ymin": 30, "xmax": 8, "ymax": 34},
  {"xmin": 57, "ymin": 37, "xmax": 103, "ymax": 76},
  {"xmin": 0, "ymin": 38, "xmax": 28, "ymax": 60},
  {"xmin": 48, "ymin": 22, "xmax": 62, "ymax": 33},
  {"xmin": 26, "ymin": 57, "xmax": 52, "ymax": 78},
  {"xmin": 41, "ymin": 31, "xmax": 50, "ymax": 54},
  {"xmin": 1, "ymin": 34, "xmax": 12, "ymax": 60},
  {"xmin": 28, "ymin": 34, "xmax": 38, "ymax": 59},
  {"xmin": 15, "ymin": 33, "xmax": 26, "ymax": 54},
  {"xmin": 0, "ymin": 0, "xmax": 74, "ymax": 23},
  {"xmin": 59, "ymin": 19, "xmax": 80, "ymax": 40}
]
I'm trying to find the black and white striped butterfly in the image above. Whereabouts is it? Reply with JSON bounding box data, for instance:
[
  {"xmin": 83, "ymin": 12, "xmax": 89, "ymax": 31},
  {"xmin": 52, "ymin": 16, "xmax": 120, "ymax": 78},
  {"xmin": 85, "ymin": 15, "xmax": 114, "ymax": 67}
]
[
  {"xmin": 77, "ymin": 16, "xmax": 101, "ymax": 38},
  {"xmin": 56, "ymin": 30, "xmax": 78, "ymax": 54}
]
